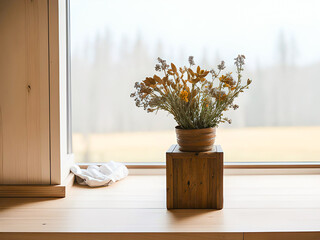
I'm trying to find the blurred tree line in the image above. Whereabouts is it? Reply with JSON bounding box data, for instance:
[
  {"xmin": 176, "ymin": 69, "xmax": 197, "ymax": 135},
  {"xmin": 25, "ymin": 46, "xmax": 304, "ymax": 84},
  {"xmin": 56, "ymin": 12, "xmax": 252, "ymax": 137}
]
[{"xmin": 72, "ymin": 30, "xmax": 320, "ymax": 134}]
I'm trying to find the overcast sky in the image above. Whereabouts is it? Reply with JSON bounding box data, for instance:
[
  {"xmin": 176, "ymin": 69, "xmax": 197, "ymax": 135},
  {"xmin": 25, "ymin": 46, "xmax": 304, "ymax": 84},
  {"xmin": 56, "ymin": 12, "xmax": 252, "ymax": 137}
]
[{"xmin": 71, "ymin": 0, "xmax": 320, "ymax": 69}]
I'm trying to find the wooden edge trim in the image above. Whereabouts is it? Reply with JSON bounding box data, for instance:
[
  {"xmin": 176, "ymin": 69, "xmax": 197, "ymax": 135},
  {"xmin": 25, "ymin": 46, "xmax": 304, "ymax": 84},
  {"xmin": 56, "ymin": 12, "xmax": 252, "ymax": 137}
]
[
  {"xmin": 1, "ymin": 232, "xmax": 320, "ymax": 240},
  {"xmin": 0, "ymin": 173, "xmax": 74, "ymax": 198},
  {"xmin": 48, "ymin": 0, "xmax": 61, "ymax": 185},
  {"xmin": 244, "ymin": 231, "xmax": 320, "ymax": 240},
  {"xmin": 0, "ymin": 232, "xmax": 243, "ymax": 240}
]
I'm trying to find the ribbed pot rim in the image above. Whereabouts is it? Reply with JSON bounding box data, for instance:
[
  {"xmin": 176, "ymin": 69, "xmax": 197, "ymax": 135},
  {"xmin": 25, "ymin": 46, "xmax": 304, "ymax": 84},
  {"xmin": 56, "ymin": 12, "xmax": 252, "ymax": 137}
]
[{"xmin": 175, "ymin": 126, "xmax": 216, "ymax": 131}]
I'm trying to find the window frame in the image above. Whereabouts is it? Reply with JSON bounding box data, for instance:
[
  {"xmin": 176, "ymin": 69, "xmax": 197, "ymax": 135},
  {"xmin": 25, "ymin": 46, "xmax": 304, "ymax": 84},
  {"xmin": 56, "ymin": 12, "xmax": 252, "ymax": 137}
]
[
  {"xmin": 67, "ymin": 2, "xmax": 320, "ymax": 170},
  {"xmin": 66, "ymin": 0, "xmax": 72, "ymax": 154},
  {"xmin": 77, "ymin": 162, "xmax": 320, "ymax": 169}
]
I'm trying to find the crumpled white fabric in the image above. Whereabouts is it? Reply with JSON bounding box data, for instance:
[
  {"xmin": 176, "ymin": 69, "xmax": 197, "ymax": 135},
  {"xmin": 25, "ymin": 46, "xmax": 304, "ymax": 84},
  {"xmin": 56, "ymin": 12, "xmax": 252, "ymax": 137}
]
[{"xmin": 70, "ymin": 161, "xmax": 129, "ymax": 187}]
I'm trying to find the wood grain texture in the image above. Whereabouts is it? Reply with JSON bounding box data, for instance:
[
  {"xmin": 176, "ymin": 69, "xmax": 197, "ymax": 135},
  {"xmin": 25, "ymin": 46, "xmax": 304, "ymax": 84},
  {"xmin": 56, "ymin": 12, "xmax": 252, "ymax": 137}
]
[
  {"xmin": 167, "ymin": 145, "xmax": 223, "ymax": 209},
  {"xmin": 0, "ymin": 185, "xmax": 65, "ymax": 198},
  {"xmin": 48, "ymin": 0, "xmax": 61, "ymax": 185},
  {"xmin": 166, "ymin": 145, "xmax": 175, "ymax": 208},
  {"xmin": 1, "ymin": 208, "xmax": 320, "ymax": 232},
  {"xmin": 0, "ymin": 173, "xmax": 74, "ymax": 198},
  {"xmin": 0, "ymin": 0, "xmax": 50, "ymax": 184},
  {"xmin": 175, "ymin": 127, "xmax": 216, "ymax": 152},
  {"xmin": 0, "ymin": 175, "xmax": 320, "ymax": 236},
  {"xmin": 25, "ymin": 0, "xmax": 50, "ymax": 185},
  {"xmin": 244, "ymin": 232, "xmax": 320, "ymax": 240},
  {"xmin": 2, "ymin": 175, "xmax": 320, "ymax": 210},
  {"xmin": 0, "ymin": 233, "xmax": 243, "ymax": 240}
]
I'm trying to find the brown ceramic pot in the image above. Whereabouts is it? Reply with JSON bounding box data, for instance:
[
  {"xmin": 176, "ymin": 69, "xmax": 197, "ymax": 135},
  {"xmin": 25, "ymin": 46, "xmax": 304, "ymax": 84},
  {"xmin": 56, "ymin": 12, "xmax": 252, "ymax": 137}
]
[{"xmin": 175, "ymin": 126, "xmax": 216, "ymax": 152}]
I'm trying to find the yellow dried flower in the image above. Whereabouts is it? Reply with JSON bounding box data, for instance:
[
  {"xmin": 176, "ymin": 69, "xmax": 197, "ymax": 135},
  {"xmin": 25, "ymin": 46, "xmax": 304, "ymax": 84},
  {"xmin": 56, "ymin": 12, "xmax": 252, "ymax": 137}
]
[
  {"xmin": 179, "ymin": 90, "xmax": 189, "ymax": 102},
  {"xmin": 131, "ymin": 55, "xmax": 252, "ymax": 129}
]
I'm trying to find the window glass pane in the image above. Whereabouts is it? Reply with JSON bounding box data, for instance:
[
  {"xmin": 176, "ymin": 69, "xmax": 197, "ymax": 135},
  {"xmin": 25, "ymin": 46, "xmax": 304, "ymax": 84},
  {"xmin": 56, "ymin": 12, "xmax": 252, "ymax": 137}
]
[{"xmin": 71, "ymin": 0, "xmax": 320, "ymax": 163}]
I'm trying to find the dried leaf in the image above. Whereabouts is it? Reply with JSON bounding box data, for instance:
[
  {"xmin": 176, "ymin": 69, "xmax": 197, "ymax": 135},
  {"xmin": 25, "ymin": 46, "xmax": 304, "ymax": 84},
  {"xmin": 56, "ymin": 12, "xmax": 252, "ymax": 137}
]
[
  {"xmin": 162, "ymin": 76, "xmax": 168, "ymax": 83},
  {"xmin": 201, "ymin": 71, "xmax": 209, "ymax": 77},
  {"xmin": 167, "ymin": 70, "xmax": 174, "ymax": 75},
  {"xmin": 153, "ymin": 75, "xmax": 162, "ymax": 83},
  {"xmin": 188, "ymin": 68, "xmax": 195, "ymax": 77},
  {"xmin": 171, "ymin": 63, "xmax": 177, "ymax": 73},
  {"xmin": 143, "ymin": 77, "xmax": 156, "ymax": 87}
]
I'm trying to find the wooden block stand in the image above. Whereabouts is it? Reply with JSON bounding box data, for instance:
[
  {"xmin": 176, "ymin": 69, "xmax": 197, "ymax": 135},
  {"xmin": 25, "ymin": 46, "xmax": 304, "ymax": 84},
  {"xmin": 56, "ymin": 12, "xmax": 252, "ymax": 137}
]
[{"xmin": 166, "ymin": 144, "xmax": 223, "ymax": 209}]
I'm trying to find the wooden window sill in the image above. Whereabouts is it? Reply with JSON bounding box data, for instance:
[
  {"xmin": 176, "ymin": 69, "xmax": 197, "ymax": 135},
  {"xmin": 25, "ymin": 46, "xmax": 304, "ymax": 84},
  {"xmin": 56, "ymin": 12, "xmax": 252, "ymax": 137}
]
[
  {"xmin": 0, "ymin": 174, "xmax": 320, "ymax": 239},
  {"xmin": 79, "ymin": 162, "xmax": 320, "ymax": 169}
]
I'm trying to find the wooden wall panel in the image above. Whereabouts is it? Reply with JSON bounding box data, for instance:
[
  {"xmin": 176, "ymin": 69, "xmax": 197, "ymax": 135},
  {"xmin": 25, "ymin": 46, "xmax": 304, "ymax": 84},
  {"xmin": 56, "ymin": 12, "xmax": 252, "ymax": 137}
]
[
  {"xmin": 48, "ymin": 0, "xmax": 61, "ymax": 185},
  {"xmin": 0, "ymin": 0, "xmax": 50, "ymax": 184}
]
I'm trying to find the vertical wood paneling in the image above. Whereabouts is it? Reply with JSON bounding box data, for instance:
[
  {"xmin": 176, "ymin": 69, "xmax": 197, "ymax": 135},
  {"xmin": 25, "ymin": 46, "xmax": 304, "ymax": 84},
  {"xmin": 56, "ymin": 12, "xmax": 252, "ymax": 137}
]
[
  {"xmin": 38, "ymin": 0, "xmax": 51, "ymax": 184},
  {"xmin": 0, "ymin": 0, "xmax": 50, "ymax": 184},
  {"xmin": 48, "ymin": 0, "xmax": 61, "ymax": 184},
  {"xmin": 0, "ymin": 0, "xmax": 28, "ymax": 184},
  {"xmin": 208, "ymin": 157, "xmax": 216, "ymax": 208},
  {"xmin": 217, "ymin": 151, "xmax": 224, "ymax": 209},
  {"xmin": 25, "ymin": 0, "xmax": 50, "ymax": 184},
  {"xmin": 166, "ymin": 145, "xmax": 175, "ymax": 209}
]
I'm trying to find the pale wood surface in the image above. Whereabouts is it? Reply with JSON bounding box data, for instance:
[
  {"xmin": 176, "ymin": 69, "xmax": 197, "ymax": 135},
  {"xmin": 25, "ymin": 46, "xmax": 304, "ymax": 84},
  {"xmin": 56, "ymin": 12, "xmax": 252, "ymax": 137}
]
[
  {"xmin": 0, "ymin": 173, "xmax": 74, "ymax": 198},
  {"xmin": 0, "ymin": 0, "xmax": 73, "ymax": 186},
  {"xmin": 0, "ymin": 0, "xmax": 50, "ymax": 184},
  {"xmin": 48, "ymin": 0, "xmax": 61, "ymax": 185},
  {"xmin": 0, "ymin": 174, "xmax": 319, "ymax": 237}
]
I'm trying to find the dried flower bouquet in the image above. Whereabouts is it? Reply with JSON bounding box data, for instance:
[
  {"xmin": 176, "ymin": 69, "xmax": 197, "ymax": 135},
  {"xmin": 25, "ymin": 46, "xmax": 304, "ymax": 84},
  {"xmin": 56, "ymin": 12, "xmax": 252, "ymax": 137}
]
[{"xmin": 131, "ymin": 55, "xmax": 252, "ymax": 129}]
